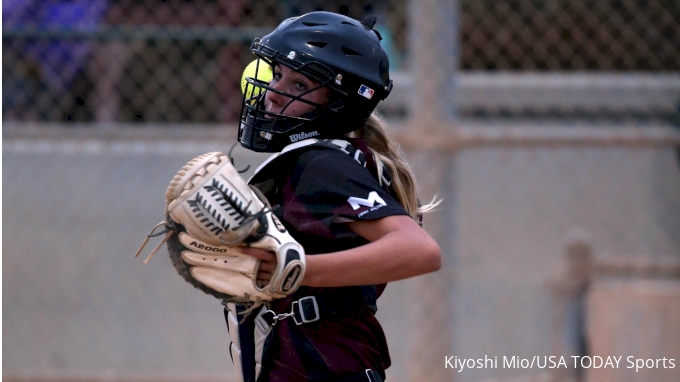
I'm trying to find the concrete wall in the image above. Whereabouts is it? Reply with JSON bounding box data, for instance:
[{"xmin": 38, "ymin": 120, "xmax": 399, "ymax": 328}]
[
  {"xmin": 448, "ymin": 145, "xmax": 680, "ymax": 382},
  {"xmin": 3, "ymin": 130, "xmax": 680, "ymax": 382}
]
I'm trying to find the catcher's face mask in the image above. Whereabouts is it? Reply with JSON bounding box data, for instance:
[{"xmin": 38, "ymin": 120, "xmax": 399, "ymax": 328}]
[
  {"xmin": 239, "ymin": 59, "xmax": 344, "ymax": 152},
  {"xmin": 238, "ymin": 11, "xmax": 393, "ymax": 153}
]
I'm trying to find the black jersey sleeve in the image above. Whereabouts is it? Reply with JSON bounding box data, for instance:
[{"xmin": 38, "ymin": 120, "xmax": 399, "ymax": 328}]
[{"xmin": 281, "ymin": 148, "xmax": 409, "ymax": 230}]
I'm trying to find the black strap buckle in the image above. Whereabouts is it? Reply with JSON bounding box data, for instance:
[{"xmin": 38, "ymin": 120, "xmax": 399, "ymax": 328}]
[{"xmin": 292, "ymin": 296, "xmax": 320, "ymax": 325}]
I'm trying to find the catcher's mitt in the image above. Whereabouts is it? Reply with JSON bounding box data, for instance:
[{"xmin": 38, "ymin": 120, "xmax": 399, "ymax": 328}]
[{"xmin": 135, "ymin": 151, "xmax": 306, "ymax": 306}]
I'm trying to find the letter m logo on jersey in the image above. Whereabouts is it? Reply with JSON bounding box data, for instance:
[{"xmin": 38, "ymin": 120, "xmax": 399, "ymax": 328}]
[{"xmin": 347, "ymin": 191, "xmax": 386, "ymax": 210}]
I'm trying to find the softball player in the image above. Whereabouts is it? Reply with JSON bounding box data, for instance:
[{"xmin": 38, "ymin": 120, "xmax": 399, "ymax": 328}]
[{"xmin": 234, "ymin": 10, "xmax": 441, "ymax": 382}]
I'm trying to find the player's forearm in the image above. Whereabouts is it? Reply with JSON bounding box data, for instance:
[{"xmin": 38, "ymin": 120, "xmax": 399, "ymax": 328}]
[{"xmin": 303, "ymin": 230, "xmax": 441, "ymax": 287}]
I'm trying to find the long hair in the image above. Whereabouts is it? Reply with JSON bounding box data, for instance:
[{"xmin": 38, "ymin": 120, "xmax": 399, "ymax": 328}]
[{"xmin": 350, "ymin": 113, "xmax": 440, "ymax": 220}]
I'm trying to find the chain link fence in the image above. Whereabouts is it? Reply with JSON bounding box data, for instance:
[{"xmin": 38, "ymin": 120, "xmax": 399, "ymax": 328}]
[
  {"xmin": 457, "ymin": 0, "xmax": 680, "ymax": 121},
  {"xmin": 3, "ymin": 0, "xmax": 679, "ymax": 123},
  {"xmin": 460, "ymin": 0, "xmax": 679, "ymax": 71},
  {"xmin": 2, "ymin": 0, "xmax": 397, "ymax": 123}
]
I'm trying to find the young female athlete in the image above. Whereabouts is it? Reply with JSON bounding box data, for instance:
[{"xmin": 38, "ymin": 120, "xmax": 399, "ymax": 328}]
[{"xmin": 233, "ymin": 10, "xmax": 441, "ymax": 382}]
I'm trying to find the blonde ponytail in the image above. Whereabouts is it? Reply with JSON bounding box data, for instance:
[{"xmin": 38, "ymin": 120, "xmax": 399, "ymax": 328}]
[{"xmin": 349, "ymin": 113, "xmax": 440, "ymax": 220}]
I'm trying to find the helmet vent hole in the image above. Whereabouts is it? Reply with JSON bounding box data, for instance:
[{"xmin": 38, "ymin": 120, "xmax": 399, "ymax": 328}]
[
  {"xmin": 341, "ymin": 46, "xmax": 362, "ymax": 56},
  {"xmin": 308, "ymin": 41, "xmax": 328, "ymax": 48},
  {"xmin": 302, "ymin": 22, "xmax": 327, "ymax": 27},
  {"xmin": 341, "ymin": 21, "xmax": 357, "ymax": 27}
]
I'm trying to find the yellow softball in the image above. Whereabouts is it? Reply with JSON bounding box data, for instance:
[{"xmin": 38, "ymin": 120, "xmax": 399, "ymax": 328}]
[{"xmin": 241, "ymin": 59, "xmax": 273, "ymax": 100}]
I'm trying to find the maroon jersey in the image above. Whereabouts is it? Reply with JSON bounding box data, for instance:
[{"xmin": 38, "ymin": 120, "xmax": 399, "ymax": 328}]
[{"xmin": 248, "ymin": 139, "xmax": 409, "ymax": 381}]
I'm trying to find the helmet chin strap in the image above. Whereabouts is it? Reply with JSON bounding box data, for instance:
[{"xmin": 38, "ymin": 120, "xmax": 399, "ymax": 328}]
[{"xmin": 291, "ymin": 104, "xmax": 358, "ymax": 138}]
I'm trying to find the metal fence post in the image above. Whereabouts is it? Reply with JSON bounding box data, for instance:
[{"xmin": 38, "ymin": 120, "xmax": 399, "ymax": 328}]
[
  {"xmin": 408, "ymin": 0, "xmax": 459, "ymax": 128},
  {"xmin": 405, "ymin": 0, "xmax": 459, "ymax": 381}
]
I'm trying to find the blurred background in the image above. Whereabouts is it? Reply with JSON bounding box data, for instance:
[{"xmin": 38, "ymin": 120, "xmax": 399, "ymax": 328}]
[{"xmin": 3, "ymin": 1, "xmax": 680, "ymax": 382}]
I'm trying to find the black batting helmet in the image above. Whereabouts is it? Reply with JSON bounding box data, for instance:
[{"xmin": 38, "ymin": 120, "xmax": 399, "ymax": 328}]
[{"xmin": 238, "ymin": 11, "xmax": 393, "ymax": 152}]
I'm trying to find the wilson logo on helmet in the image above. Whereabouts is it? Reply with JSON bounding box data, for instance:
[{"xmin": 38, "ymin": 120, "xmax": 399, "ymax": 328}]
[
  {"xmin": 358, "ymin": 84, "xmax": 375, "ymax": 99},
  {"xmin": 289, "ymin": 131, "xmax": 320, "ymax": 142}
]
